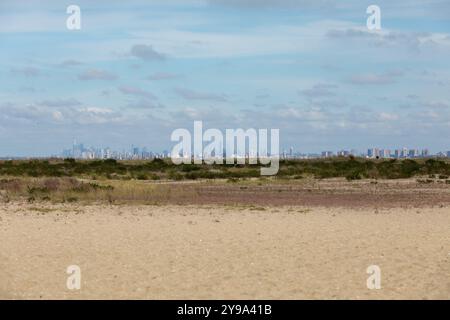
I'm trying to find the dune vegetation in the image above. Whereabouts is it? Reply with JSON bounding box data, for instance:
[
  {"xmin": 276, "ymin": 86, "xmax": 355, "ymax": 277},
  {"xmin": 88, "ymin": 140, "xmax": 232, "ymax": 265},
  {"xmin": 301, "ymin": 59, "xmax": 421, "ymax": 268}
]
[
  {"xmin": 1, "ymin": 157, "xmax": 450, "ymax": 180},
  {"xmin": 1, "ymin": 157, "xmax": 450, "ymax": 204}
]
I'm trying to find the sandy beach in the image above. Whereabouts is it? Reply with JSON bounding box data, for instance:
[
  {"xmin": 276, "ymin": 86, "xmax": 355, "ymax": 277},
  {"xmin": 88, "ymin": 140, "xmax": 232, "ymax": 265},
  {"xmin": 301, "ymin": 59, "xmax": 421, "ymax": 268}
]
[
  {"xmin": 3, "ymin": 0, "xmax": 450, "ymax": 302},
  {"xmin": 1, "ymin": 197, "xmax": 449, "ymax": 299}
]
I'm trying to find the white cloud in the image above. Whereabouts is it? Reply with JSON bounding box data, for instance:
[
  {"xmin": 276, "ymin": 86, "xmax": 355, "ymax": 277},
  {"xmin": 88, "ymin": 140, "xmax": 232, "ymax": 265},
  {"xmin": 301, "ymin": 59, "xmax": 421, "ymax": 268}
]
[
  {"xmin": 78, "ymin": 69, "xmax": 118, "ymax": 81},
  {"xmin": 118, "ymin": 86, "xmax": 156, "ymax": 99},
  {"xmin": 146, "ymin": 72, "xmax": 180, "ymax": 81},
  {"xmin": 347, "ymin": 70, "xmax": 404, "ymax": 85},
  {"xmin": 174, "ymin": 87, "xmax": 228, "ymax": 102},
  {"xmin": 129, "ymin": 44, "xmax": 166, "ymax": 61},
  {"xmin": 10, "ymin": 66, "xmax": 41, "ymax": 77},
  {"xmin": 300, "ymin": 83, "xmax": 338, "ymax": 99},
  {"xmin": 38, "ymin": 98, "xmax": 82, "ymax": 107},
  {"xmin": 379, "ymin": 112, "xmax": 399, "ymax": 121}
]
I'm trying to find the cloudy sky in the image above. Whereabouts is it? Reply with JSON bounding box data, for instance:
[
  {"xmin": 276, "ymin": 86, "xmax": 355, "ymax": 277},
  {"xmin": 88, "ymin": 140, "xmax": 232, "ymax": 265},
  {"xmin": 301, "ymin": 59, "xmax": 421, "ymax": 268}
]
[{"xmin": 1, "ymin": 0, "xmax": 450, "ymax": 156}]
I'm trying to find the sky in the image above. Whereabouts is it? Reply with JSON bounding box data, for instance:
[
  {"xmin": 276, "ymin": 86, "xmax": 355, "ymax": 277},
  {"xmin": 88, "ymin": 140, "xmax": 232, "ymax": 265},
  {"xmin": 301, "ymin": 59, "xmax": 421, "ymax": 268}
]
[{"xmin": 1, "ymin": 0, "xmax": 450, "ymax": 156}]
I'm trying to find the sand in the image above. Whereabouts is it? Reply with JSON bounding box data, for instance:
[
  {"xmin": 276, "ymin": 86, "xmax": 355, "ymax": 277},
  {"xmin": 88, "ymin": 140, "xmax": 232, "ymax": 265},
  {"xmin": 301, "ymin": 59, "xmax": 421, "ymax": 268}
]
[{"xmin": 1, "ymin": 201, "xmax": 449, "ymax": 299}]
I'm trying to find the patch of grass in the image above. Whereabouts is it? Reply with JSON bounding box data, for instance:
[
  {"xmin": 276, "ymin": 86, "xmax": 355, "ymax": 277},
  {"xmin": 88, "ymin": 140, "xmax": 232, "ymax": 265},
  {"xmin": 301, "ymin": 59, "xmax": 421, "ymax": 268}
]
[
  {"xmin": 248, "ymin": 206, "xmax": 266, "ymax": 211},
  {"xmin": 29, "ymin": 207, "xmax": 57, "ymax": 213},
  {"xmin": 417, "ymin": 179, "xmax": 434, "ymax": 184}
]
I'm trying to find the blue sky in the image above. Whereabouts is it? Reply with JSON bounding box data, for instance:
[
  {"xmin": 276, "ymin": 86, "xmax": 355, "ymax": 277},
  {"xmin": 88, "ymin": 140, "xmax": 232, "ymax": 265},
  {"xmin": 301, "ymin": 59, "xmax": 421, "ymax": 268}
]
[{"xmin": 1, "ymin": 0, "xmax": 450, "ymax": 156}]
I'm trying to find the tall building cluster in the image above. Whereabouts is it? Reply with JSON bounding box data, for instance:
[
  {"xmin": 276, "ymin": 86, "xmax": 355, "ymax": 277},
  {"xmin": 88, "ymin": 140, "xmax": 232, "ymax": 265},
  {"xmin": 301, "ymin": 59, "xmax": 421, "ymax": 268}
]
[
  {"xmin": 61, "ymin": 141, "xmax": 169, "ymax": 160},
  {"xmin": 284, "ymin": 147, "xmax": 448, "ymax": 159},
  {"xmin": 320, "ymin": 148, "xmax": 432, "ymax": 159}
]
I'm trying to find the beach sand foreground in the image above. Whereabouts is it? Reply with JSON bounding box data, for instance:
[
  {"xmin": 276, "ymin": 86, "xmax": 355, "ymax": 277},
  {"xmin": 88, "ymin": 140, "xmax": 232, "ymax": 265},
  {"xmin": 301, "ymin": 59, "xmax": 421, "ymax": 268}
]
[{"xmin": 1, "ymin": 202, "xmax": 449, "ymax": 299}]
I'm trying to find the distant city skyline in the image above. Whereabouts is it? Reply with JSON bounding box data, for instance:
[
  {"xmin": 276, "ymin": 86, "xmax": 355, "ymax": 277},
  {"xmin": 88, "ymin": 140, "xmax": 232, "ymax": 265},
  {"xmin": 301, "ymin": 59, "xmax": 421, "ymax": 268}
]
[
  {"xmin": 2, "ymin": 139, "xmax": 450, "ymax": 159},
  {"xmin": 50, "ymin": 140, "xmax": 450, "ymax": 160}
]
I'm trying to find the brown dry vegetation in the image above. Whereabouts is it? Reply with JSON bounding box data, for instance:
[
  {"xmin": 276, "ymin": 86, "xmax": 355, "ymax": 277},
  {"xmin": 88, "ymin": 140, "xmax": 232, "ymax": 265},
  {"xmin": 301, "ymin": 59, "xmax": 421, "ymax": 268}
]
[{"xmin": 1, "ymin": 175, "xmax": 450, "ymax": 208}]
